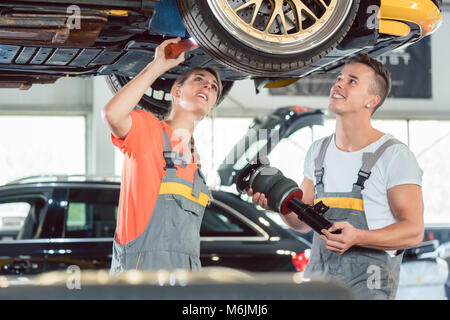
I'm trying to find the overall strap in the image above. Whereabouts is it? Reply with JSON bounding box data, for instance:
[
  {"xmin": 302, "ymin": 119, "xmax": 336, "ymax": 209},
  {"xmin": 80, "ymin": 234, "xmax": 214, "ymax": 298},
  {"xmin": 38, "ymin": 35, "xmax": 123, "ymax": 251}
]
[
  {"xmin": 191, "ymin": 169, "xmax": 203, "ymax": 198},
  {"xmin": 314, "ymin": 134, "xmax": 333, "ymax": 193},
  {"xmin": 191, "ymin": 150, "xmax": 208, "ymax": 198},
  {"xmin": 352, "ymin": 138, "xmax": 404, "ymax": 192},
  {"xmin": 162, "ymin": 129, "xmax": 187, "ymax": 177}
]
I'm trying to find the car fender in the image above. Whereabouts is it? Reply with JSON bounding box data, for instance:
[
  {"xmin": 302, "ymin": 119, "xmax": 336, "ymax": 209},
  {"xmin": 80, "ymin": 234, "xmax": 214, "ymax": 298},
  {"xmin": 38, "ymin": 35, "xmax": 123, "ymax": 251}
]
[{"xmin": 379, "ymin": 0, "xmax": 442, "ymax": 36}]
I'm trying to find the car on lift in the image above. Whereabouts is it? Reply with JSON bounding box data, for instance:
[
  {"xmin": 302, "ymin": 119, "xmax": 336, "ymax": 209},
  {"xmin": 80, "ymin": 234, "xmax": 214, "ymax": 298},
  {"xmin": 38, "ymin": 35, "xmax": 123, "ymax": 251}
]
[
  {"xmin": 0, "ymin": 0, "xmax": 443, "ymax": 116},
  {"xmin": 0, "ymin": 106, "xmax": 326, "ymax": 275}
]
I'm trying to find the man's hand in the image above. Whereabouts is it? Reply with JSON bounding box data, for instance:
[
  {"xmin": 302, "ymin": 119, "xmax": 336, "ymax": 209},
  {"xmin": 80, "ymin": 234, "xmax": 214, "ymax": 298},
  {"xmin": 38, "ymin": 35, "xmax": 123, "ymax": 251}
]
[
  {"xmin": 320, "ymin": 222, "xmax": 361, "ymax": 254},
  {"xmin": 247, "ymin": 188, "xmax": 271, "ymax": 211},
  {"xmin": 247, "ymin": 178, "xmax": 314, "ymax": 234}
]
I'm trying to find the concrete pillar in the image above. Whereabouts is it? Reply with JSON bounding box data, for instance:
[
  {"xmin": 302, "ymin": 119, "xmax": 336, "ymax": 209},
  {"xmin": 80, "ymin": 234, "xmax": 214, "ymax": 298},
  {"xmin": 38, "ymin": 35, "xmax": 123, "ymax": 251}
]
[{"xmin": 88, "ymin": 76, "xmax": 116, "ymax": 176}]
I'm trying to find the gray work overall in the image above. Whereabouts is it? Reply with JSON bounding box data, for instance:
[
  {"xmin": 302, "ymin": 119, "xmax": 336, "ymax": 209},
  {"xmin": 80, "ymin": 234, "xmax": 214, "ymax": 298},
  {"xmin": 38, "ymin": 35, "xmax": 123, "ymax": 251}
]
[
  {"xmin": 110, "ymin": 129, "xmax": 210, "ymax": 275},
  {"xmin": 304, "ymin": 135, "xmax": 404, "ymax": 300}
]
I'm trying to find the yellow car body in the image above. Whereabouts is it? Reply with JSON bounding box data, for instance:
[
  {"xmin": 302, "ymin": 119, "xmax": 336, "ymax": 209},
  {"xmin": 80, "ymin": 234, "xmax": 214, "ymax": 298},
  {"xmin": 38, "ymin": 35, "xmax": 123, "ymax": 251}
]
[{"xmin": 379, "ymin": 0, "xmax": 443, "ymax": 37}]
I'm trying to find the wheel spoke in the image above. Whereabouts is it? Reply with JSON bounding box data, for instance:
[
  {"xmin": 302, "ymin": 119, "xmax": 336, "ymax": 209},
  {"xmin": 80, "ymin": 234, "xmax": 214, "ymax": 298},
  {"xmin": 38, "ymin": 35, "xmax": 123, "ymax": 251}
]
[
  {"xmin": 250, "ymin": 0, "xmax": 264, "ymax": 26},
  {"xmin": 315, "ymin": 0, "xmax": 328, "ymax": 9},
  {"xmin": 264, "ymin": 1, "xmax": 287, "ymax": 34},
  {"xmin": 230, "ymin": 0, "xmax": 333, "ymax": 35},
  {"xmin": 234, "ymin": 0, "xmax": 261, "ymax": 12},
  {"xmin": 279, "ymin": 11, "xmax": 288, "ymax": 35},
  {"xmin": 291, "ymin": 0, "xmax": 319, "ymax": 22},
  {"xmin": 234, "ymin": 0, "xmax": 263, "ymax": 26}
]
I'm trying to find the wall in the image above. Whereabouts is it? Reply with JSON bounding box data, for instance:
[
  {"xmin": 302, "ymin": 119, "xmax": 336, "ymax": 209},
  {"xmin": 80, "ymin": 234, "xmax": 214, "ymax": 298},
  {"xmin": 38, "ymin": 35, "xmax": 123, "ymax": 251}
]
[{"xmin": 0, "ymin": 77, "xmax": 91, "ymax": 115}]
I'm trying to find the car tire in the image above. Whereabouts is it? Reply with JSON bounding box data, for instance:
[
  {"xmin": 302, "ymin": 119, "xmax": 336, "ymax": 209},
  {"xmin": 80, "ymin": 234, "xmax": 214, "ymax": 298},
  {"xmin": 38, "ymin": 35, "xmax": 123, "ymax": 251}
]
[
  {"xmin": 105, "ymin": 75, "xmax": 174, "ymax": 118},
  {"xmin": 177, "ymin": 0, "xmax": 360, "ymax": 76},
  {"xmin": 105, "ymin": 74, "xmax": 234, "ymax": 118}
]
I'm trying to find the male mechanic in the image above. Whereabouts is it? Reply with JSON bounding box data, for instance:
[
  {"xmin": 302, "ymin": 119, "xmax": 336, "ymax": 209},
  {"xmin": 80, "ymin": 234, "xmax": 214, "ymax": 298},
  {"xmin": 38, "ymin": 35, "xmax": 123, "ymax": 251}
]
[{"xmin": 250, "ymin": 53, "xmax": 424, "ymax": 299}]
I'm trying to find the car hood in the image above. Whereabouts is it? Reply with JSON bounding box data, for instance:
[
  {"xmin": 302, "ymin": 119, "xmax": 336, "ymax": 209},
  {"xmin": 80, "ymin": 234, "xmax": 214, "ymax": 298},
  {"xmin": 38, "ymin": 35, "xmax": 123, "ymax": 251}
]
[{"xmin": 217, "ymin": 106, "xmax": 326, "ymax": 187}]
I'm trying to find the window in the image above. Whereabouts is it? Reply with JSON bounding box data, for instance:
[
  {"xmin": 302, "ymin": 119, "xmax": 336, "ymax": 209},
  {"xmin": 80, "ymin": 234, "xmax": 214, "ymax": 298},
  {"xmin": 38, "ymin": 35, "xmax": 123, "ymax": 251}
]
[
  {"xmin": 0, "ymin": 116, "xmax": 86, "ymax": 185},
  {"xmin": 0, "ymin": 202, "xmax": 30, "ymax": 239},
  {"xmin": 65, "ymin": 188, "xmax": 119, "ymax": 238},
  {"xmin": 67, "ymin": 203, "xmax": 87, "ymax": 228},
  {"xmin": 266, "ymin": 118, "xmax": 337, "ymax": 185},
  {"xmin": 0, "ymin": 197, "xmax": 48, "ymax": 240},
  {"xmin": 371, "ymin": 120, "xmax": 409, "ymax": 145},
  {"xmin": 409, "ymin": 120, "xmax": 450, "ymax": 224},
  {"xmin": 267, "ymin": 125, "xmax": 314, "ymax": 186},
  {"xmin": 201, "ymin": 204, "xmax": 258, "ymax": 237}
]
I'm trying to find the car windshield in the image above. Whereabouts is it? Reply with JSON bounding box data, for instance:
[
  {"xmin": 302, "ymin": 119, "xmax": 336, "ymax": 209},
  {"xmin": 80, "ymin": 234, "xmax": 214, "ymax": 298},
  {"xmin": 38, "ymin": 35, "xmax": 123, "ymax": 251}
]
[{"xmin": 201, "ymin": 201, "xmax": 259, "ymax": 237}]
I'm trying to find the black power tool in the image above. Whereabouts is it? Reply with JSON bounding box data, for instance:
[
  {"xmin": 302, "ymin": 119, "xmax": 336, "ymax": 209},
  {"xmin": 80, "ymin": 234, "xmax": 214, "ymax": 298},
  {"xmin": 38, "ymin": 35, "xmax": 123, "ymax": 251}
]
[{"xmin": 236, "ymin": 158, "xmax": 339, "ymax": 235}]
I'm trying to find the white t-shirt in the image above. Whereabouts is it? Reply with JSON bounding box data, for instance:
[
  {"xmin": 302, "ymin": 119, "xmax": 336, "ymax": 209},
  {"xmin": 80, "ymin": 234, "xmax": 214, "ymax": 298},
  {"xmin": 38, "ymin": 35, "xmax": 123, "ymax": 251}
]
[{"xmin": 303, "ymin": 133, "xmax": 423, "ymax": 231}]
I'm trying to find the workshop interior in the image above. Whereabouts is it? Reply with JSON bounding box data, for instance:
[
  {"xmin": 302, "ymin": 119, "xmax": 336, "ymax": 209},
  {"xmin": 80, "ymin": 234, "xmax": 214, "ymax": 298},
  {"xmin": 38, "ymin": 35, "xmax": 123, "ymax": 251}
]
[{"xmin": 0, "ymin": 0, "xmax": 449, "ymax": 302}]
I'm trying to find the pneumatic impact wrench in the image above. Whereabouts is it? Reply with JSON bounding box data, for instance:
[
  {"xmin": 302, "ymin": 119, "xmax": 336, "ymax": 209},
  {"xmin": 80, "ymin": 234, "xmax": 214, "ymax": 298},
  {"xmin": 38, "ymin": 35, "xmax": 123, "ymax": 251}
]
[{"xmin": 236, "ymin": 158, "xmax": 340, "ymax": 235}]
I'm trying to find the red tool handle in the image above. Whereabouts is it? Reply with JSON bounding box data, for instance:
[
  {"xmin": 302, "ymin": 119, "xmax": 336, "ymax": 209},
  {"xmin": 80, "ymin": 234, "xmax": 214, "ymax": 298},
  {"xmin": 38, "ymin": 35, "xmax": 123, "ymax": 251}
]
[{"xmin": 164, "ymin": 39, "xmax": 199, "ymax": 59}]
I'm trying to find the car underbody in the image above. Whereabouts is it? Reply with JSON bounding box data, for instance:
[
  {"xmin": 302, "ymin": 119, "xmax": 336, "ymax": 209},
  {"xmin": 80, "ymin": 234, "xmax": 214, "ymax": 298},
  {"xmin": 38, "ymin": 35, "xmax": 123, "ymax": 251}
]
[{"xmin": 0, "ymin": 0, "xmax": 442, "ymax": 115}]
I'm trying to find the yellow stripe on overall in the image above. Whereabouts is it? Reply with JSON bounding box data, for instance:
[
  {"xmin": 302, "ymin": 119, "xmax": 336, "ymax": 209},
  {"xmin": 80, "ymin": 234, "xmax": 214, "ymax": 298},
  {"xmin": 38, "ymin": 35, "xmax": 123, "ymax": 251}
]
[
  {"xmin": 314, "ymin": 197, "xmax": 364, "ymax": 212},
  {"xmin": 159, "ymin": 182, "xmax": 210, "ymax": 207}
]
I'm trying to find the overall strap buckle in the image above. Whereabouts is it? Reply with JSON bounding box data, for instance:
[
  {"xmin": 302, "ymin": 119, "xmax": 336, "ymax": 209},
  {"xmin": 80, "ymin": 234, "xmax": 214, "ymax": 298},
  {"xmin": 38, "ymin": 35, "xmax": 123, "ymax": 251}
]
[
  {"xmin": 162, "ymin": 129, "xmax": 188, "ymax": 170},
  {"xmin": 163, "ymin": 151, "xmax": 176, "ymax": 169},
  {"xmin": 163, "ymin": 151, "xmax": 187, "ymax": 169},
  {"xmin": 314, "ymin": 168, "xmax": 325, "ymax": 186},
  {"xmin": 353, "ymin": 169, "xmax": 371, "ymax": 191},
  {"xmin": 352, "ymin": 138, "xmax": 404, "ymax": 192}
]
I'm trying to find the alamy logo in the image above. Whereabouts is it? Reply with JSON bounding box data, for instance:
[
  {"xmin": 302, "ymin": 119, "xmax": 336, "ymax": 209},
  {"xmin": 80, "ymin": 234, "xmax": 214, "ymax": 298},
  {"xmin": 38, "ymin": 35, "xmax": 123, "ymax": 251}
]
[
  {"xmin": 66, "ymin": 5, "xmax": 81, "ymax": 30},
  {"xmin": 66, "ymin": 265, "xmax": 81, "ymax": 290},
  {"xmin": 366, "ymin": 265, "xmax": 381, "ymax": 290},
  {"xmin": 366, "ymin": 5, "xmax": 380, "ymax": 30}
]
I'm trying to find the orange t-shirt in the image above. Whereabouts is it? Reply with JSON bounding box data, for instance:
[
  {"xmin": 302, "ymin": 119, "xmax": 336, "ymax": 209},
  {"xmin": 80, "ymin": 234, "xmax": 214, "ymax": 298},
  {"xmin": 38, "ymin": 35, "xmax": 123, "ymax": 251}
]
[{"xmin": 112, "ymin": 110, "xmax": 198, "ymax": 245}]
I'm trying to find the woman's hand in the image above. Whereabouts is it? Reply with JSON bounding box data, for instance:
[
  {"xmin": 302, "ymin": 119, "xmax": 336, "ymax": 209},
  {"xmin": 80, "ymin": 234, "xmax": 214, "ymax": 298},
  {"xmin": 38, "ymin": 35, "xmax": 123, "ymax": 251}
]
[
  {"xmin": 148, "ymin": 37, "xmax": 186, "ymax": 74},
  {"xmin": 103, "ymin": 37, "xmax": 186, "ymax": 139}
]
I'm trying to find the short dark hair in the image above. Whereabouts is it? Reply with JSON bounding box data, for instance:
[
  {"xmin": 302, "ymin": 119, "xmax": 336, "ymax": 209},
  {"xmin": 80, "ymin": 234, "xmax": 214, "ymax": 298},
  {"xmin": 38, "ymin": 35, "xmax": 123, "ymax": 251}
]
[{"xmin": 346, "ymin": 53, "xmax": 391, "ymax": 115}]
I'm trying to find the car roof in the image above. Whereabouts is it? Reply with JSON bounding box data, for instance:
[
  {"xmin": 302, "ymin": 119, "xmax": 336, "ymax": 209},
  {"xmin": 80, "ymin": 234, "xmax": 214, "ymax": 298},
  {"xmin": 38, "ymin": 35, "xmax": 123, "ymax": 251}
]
[{"xmin": 3, "ymin": 175, "xmax": 121, "ymax": 187}]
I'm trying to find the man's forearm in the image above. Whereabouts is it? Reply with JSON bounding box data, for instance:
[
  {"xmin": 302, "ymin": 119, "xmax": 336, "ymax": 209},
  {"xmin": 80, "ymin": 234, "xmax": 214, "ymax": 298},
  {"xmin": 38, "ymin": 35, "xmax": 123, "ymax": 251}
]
[
  {"xmin": 280, "ymin": 211, "xmax": 312, "ymax": 234},
  {"xmin": 356, "ymin": 220, "xmax": 423, "ymax": 251}
]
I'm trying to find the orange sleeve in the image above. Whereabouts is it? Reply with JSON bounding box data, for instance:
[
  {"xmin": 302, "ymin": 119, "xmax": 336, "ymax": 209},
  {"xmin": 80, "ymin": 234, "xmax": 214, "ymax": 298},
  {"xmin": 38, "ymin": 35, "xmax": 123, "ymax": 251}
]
[{"xmin": 111, "ymin": 110, "xmax": 161, "ymax": 158}]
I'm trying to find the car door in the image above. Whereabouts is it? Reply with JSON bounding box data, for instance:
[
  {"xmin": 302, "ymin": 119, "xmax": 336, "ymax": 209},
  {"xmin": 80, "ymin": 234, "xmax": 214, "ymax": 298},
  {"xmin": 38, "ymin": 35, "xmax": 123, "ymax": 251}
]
[
  {"xmin": 201, "ymin": 190, "xmax": 311, "ymax": 272},
  {"xmin": 0, "ymin": 188, "xmax": 52, "ymax": 275},
  {"xmin": 45, "ymin": 185, "xmax": 118, "ymax": 272},
  {"xmin": 200, "ymin": 197, "xmax": 271, "ymax": 271}
]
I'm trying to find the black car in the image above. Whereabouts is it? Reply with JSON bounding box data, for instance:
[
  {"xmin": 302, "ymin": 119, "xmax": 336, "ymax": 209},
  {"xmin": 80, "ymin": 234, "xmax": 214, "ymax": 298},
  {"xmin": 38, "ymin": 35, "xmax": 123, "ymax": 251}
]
[
  {"xmin": 0, "ymin": 177, "xmax": 311, "ymax": 275},
  {"xmin": 0, "ymin": 106, "xmax": 328, "ymax": 275},
  {"xmin": 0, "ymin": 0, "xmax": 442, "ymax": 116}
]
